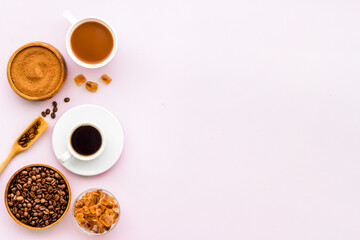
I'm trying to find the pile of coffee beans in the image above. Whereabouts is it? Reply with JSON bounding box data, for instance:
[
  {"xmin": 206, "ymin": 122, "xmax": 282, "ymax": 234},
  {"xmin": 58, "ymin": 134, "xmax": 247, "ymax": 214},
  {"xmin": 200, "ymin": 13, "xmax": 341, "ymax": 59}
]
[
  {"xmin": 6, "ymin": 166, "xmax": 70, "ymax": 228},
  {"xmin": 41, "ymin": 98, "xmax": 70, "ymax": 119},
  {"xmin": 18, "ymin": 121, "xmax": 41, "ymax": 148}
]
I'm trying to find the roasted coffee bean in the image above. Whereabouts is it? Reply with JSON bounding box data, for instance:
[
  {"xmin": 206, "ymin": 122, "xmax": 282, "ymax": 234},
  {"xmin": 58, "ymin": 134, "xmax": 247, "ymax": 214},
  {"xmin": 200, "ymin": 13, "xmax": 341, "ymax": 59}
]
[
  {"xmin": 51, "ymin": 113, "xmax": 56, "ymax": 119},
  {"xmin": 16, "ymin": 196, "xmax": 24, "ymax": 201},
  {"xmin": 18, "ymin": 123, "xmax": 40, "ymax": 148},
  {"xmin": 41, "ymin": 111, "xmax": 46, "ymax": 117},
  {"xmin": 53, "ymin": 107, "xmax": 58, "ymax": 113},
  {"xmin": 6, "ymin": 166, "xmax": 69, "ymax": 228},
  {"xmin": 52, "ymin": 101, "xmax": 57, "ymax": 107},
  {"xmin": 46, "ymin": 109, "xmax": 50, "ymax": 115},
  {"xmin": 64, "ymin": 97, "xmax": 70, "ymax": 102}
]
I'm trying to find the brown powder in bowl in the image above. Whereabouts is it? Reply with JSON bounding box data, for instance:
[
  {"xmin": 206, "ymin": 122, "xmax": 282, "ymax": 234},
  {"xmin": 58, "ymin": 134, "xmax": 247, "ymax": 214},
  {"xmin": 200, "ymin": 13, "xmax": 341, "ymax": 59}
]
[{"xmin": 10, "ymin": 46, "xmax": 62, "ymax": 97}]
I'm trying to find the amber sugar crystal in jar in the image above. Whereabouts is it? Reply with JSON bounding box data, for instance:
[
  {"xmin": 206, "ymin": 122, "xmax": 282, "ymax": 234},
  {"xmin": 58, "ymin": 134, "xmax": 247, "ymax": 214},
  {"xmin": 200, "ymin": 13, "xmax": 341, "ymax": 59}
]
[
  {"xmin": 70, "ymin": 21, "xmax": 114, "ymax": 64},
  {"xmin": 73, "ymin": 189, "xmax": 119, "ymax": 235}
]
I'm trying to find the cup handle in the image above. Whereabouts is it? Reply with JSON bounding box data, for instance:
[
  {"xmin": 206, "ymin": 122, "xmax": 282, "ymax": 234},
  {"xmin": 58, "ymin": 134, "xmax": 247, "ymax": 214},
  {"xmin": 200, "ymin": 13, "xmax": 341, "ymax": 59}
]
[
  {"xmin": 59, "ymin": 151, "xmax": 72, "ymax": 163},
  {"xmin": 63, "ymin": 10, "xmax": 77, "ymax": 25}
]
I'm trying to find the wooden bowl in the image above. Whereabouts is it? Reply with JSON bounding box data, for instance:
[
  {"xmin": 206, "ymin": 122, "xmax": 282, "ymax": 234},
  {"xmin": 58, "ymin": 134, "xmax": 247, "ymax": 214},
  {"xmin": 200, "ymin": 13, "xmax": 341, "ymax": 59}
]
[
  {"xmin": 7, "ymin": 42, "xmax": 67, "ymax": 101},
  {"xmin": 4, "ymin": 164, "xmax": 71, "ymax": 230}
]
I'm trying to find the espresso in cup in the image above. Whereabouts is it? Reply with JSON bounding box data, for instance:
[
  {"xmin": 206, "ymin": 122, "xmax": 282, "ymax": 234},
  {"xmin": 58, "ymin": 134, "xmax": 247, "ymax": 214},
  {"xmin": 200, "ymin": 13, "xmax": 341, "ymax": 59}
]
[
  {"xmin": 71, "ymin": 21, "xmax": 114, "ymax": 64},
  {"xmin": 71, "ymin": 125, "xmax": 102, "ymax": 156},
  {"xmin": 58, "ymin": 122, "xmax": 106, "ymax": 163}
]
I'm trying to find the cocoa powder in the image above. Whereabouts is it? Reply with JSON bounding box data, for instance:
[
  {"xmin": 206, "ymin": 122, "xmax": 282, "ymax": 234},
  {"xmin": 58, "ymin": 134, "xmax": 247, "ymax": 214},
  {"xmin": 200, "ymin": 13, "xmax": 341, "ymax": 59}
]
[{"xmin": 10, "ymin": 46, "xmax": 62, "ymax": 97}]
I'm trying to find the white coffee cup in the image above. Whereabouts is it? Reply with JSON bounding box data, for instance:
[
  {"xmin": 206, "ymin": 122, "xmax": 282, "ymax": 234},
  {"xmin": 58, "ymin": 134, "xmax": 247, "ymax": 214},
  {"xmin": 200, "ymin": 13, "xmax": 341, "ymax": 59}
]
[
  {"xmin": 59, "ymin": 122, "xmax": 106, "ymax": 163},
  {"xmin": 63, "ymin": 10, "xmax": 118, "ymax": 68}
]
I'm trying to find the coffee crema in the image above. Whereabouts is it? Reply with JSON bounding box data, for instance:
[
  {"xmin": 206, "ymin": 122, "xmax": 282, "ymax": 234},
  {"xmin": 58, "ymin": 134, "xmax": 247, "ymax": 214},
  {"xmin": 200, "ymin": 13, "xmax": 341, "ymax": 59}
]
[
  {"xmin": 70, "ymin": 21, "xmax": 113, "ymax": 64},
  {"xmin": 71, "ymin": 125, "xmax": 102, "ymax": 156}
]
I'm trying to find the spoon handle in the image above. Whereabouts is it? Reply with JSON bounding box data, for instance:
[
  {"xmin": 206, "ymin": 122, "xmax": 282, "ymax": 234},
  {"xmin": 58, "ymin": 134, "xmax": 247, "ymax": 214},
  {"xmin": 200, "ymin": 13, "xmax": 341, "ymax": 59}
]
[{"xmin": 0, "ymin": 147, "xmax": 18, "ymax": 174}]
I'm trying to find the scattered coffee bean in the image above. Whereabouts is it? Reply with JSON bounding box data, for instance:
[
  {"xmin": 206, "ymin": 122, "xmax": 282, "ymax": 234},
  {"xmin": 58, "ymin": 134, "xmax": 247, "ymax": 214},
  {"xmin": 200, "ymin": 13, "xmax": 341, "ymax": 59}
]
[
  {"xmin": 41, "ymin": 99, "xmax": 70, "ymax": 120},
  {"xmin": 6, "ymin": 166, "xmax": 70, "ymax": 228}
]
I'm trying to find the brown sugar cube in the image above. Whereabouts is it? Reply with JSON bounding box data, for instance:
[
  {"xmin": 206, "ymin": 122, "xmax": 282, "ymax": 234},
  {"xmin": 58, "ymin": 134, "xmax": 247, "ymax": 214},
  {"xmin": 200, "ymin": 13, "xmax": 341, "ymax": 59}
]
[
  {"xmin": 74, "ymin": 74, "xmax": 87, "ymax": 86},
  {"xmin": 100, "ymin": 74, "xmax": 112, "ymax": 84},
  {"xmin": 85, "ymin": 81, "xmax": 98, "ymax": 92}
]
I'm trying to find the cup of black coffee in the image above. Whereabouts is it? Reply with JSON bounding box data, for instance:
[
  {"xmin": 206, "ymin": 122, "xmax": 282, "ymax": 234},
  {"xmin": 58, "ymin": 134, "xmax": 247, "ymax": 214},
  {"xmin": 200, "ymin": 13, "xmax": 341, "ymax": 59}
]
[{"xmin": 59, "ymin": 122, "xmax": 106, "ymax": 162}]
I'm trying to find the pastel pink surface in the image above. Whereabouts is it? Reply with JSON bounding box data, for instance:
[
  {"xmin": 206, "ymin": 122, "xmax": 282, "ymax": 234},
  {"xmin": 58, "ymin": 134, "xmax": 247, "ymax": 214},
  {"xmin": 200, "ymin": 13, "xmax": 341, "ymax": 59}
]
[{"xmin": 1, "ymin": 1, "xmax": 360, "ymax": 239}]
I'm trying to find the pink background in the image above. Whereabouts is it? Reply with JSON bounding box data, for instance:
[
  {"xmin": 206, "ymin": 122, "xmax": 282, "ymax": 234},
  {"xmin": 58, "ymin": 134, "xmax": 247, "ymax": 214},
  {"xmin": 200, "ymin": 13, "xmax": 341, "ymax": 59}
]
[{"xmin": 1, "ymin": 0, "xmax": 360, "ymax": 239}]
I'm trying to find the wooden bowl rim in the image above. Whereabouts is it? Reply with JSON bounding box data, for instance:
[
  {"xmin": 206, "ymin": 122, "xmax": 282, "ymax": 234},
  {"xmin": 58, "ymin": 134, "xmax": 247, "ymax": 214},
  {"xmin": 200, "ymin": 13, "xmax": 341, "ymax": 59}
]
[
  {"xmin": 7, "ymin": 42, "xmax": 67, "ymax": 101},
  {"xmin": 4, "ymin": 163, "xmax": 72, "ymax": 230}
]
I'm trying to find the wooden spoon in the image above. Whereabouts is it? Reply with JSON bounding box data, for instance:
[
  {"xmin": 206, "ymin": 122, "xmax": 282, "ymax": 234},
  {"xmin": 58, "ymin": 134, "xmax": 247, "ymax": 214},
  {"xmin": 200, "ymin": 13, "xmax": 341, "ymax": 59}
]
[{"xmin": 0, "ymin": 116, "xmax": 48, "ymax": 174}]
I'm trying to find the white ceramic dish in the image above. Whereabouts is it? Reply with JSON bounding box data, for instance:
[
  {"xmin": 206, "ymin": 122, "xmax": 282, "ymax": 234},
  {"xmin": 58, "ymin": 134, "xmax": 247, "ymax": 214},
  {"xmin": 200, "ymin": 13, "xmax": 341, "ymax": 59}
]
[{"xmin": 52, "ymin": 104, "xmax": 124, "ymax": 176}]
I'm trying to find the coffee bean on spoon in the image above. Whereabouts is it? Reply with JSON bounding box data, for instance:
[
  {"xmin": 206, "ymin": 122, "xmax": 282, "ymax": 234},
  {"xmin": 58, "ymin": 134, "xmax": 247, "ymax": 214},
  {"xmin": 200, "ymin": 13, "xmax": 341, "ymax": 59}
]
[{"xmin": 18, "ymin": 122, "xmax": 41, "ymax": 148}]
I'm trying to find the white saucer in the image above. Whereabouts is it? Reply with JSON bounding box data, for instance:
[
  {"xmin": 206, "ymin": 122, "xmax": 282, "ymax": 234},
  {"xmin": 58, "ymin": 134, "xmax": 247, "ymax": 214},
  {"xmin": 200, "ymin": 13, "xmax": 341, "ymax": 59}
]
[{"xmin": 52, "ymin": 104, "xmax": 124, "ymax": 176}]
